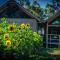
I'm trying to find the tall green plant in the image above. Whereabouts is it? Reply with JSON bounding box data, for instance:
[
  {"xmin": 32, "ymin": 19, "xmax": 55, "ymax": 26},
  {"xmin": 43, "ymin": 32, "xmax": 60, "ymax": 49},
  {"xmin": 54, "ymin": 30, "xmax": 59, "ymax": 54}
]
[{"xmin": 0, "ymin": 17, "xmax": 42, "ymax": 59}]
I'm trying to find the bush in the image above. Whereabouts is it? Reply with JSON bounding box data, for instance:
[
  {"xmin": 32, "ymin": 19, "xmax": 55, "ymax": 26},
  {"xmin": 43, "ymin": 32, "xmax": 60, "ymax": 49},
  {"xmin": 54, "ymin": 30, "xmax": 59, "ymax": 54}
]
[{"xmin": 0, "ymin": 17, "xmax": 42, "ymax": 59}]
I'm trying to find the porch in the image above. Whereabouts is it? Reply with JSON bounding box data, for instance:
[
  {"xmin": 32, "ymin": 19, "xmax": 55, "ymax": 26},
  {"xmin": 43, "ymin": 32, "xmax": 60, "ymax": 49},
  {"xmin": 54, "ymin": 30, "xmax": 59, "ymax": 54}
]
[{"xmin": 45, "ymin": 24, "xmax": 60, "ymax": 48}]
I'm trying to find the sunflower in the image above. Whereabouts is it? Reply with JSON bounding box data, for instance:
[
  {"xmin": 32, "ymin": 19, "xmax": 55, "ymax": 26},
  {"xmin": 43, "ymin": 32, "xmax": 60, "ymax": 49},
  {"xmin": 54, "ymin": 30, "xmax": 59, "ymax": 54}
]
[
  {"xmin": 20, "ymin": 23, "xmax": 25, "ymax": 29},
  {"xmin": 25, "ymin": 24, "xmax": 30, "ymax": 29},
  {"xmin": 8, "ymin": 24, "xmax": 16, "ymax": 32},
  {"xmin": 4, "ymin": 33, "xmax": 9, "ymax": 40},
  {"xmin": 6, "ymin": 40, "xmax": 11, "ymax": 48}
]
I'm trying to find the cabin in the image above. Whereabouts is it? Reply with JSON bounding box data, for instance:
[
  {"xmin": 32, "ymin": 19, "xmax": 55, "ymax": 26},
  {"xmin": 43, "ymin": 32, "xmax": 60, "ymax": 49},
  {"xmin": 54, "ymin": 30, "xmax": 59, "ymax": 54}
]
[
  {"xmin": 0, "ymin": 0, "xmax": 44, "ymax": 33},
  {"xmin": 44, "ymin": 10, "xmax": 60, "ymax": 48},
  {"xmin": 1, "ymin": 0, "xmax": 60, "ymax": 48}
]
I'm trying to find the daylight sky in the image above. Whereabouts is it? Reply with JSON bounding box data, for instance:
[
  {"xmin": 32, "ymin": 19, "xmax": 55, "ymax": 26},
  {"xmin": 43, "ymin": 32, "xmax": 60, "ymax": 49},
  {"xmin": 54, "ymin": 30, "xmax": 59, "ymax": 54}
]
[
  {"xmin": 39, "ymin": 0, "xmax": 52, "ymax": 8},
  {"xmin": 30, "ymin": 0, "xmax": 52, "ymax": 8},
  {"xmin": 0, "ymin": 0, "xmax": 52, "ymax": 8}
]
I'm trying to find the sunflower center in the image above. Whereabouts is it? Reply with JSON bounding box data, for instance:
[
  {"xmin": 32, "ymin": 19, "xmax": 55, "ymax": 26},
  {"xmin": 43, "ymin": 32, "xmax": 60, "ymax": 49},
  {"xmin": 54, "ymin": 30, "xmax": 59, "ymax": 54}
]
[
  {"xmin": 5, "ymin": 36, "xmax": 8, "ymax": 38},
  {"xmin": 7, "ymin": 42, "xmax": 10, "ymax": 45},
  {"xmin": 10, "ymin": 26, "xmax": 14, "ymax": 31}
]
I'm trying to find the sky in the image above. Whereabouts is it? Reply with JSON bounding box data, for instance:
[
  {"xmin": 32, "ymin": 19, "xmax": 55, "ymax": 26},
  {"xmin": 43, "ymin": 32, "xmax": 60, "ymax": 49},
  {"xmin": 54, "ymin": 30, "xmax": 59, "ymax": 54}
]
[
  {"xmin": 30, "ymin": 0, "xmax": 52, "ymax": 8},
  {"xmin": 0, "ymin": 0, "xmax": 52, "ymax": 8},
  {"xmin": 39, "ymin": 0, "xmax": 52, "ymax": 8}
]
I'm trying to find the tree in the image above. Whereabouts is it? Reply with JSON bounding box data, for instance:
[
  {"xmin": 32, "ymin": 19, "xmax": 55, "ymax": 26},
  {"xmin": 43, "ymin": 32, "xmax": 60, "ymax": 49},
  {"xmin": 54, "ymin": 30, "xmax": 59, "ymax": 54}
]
[
  {"xmin": 46, "ymin": 4, "xmax": 55, "ymax": 16},
  {"xmin": 17, "ymin": 0, "xmax": 44, "ymax": 20},
  {"xmin": 52, "ymin": 0, "xmax": 60, "ymax": 10},
  {"xmin": 46, "ymin": 0, "xmax": 60, "ymax": 12},
  {"xmin": 17, "ymin": 0, "xmax": 30, "ymax": 7}
]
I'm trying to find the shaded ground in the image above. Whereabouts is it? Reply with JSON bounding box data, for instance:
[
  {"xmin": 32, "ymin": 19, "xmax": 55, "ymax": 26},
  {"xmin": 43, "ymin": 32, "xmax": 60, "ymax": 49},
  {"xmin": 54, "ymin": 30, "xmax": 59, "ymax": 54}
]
[
  {"xmin": 39, "ymin": 48, "xmax": 60, "ymax": 60},
  {"xmin": 0, "ymin": 48, "xmax": 60, "ymax": 60}
]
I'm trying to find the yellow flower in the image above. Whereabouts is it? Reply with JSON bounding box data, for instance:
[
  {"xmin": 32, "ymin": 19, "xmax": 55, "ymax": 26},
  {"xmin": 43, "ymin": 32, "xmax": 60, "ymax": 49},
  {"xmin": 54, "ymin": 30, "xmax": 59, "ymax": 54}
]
[
  {"xmin": 4, "ymin": 33, "xmax": 9, "ymax": 40},
  {"xmin": 20, "ymin": 23, "xmax": 25, "ymax": 29},
  {"xmin": 8, "ymin": 24, "xmax": 16, "ymax": 32},
  {"xmin": 20, "ymin": 23, "xmax": 30, "ymax": 29},
  {"xmin": 25, "ymin": 24, "xmax": 30, "ymax": 29},
  {"xmin": 6, "ymin": 40, "xmax": 11, "ymax": 48}
]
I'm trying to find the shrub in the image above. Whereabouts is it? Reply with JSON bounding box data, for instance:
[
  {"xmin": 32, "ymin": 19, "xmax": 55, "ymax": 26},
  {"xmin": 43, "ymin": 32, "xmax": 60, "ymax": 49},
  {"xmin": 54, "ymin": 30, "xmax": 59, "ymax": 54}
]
[{"xmin": 0, "ymin": 17, "xmax": 42, "ymax": 59}]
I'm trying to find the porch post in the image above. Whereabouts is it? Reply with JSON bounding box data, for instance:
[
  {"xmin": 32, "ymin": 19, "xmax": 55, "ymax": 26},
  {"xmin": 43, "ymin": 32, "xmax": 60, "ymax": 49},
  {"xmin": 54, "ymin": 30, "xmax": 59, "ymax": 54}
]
[
  {"xmin": 58, "ymin": 35, "xmax": 60, "ymax": 48},
  {"xmin": 46, "ymin": 22, "xmax": 48, "ymax": 48}
]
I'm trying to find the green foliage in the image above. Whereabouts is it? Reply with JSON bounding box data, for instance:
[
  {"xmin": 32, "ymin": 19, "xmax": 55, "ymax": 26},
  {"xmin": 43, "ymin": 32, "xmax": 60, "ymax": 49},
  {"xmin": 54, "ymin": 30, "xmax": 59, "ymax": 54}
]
[{"xmin": 0, "ymin": 17, "xmax": 42, "ymax": 58}]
